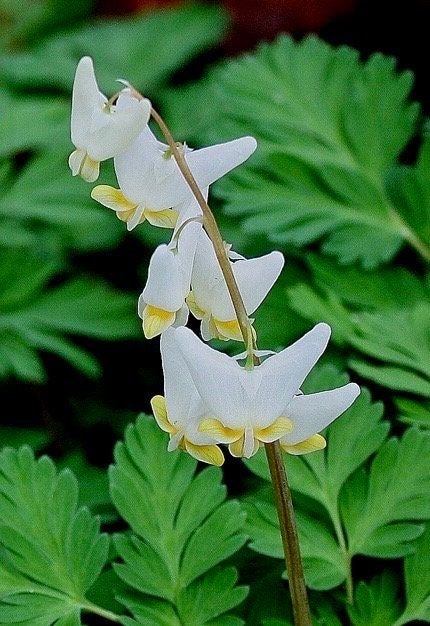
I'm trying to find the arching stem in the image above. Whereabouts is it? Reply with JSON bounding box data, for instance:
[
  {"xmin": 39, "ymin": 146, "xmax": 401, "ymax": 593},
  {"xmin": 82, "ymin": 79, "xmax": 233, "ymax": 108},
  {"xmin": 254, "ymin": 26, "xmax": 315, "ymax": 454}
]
[{"xmin": 151, "ymin": 107, "xmax": 312, "ymax": 626}]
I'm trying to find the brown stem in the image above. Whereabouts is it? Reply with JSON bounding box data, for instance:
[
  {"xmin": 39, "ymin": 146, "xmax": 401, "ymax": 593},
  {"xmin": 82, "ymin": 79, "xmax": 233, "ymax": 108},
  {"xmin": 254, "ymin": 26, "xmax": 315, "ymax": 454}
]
[
  {"xmin": 151, "ymin": 107, "xmax": 312, "ymax": 625},
  {"xmin": 151, "ymin": 108, "xmax": 251, "ymax": 345},
  {"xmin": 265, "ymin": 442, "xmax": 312, "ymax": 626}
]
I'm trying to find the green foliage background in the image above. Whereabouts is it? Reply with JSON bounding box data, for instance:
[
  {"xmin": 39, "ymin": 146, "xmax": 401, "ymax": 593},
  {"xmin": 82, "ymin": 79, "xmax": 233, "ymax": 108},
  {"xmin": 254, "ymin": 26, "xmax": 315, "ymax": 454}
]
[{"xmin": 0, "ymin": 1, "xmax": 429, "ymax": 625}]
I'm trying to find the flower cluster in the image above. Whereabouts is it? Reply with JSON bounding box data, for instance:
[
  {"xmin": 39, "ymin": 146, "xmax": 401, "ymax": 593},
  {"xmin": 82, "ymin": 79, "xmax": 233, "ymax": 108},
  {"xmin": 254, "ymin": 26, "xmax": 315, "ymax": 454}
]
[{"xmin": 70, "ymin": 57, "xmax": 360, "ymax": 466}]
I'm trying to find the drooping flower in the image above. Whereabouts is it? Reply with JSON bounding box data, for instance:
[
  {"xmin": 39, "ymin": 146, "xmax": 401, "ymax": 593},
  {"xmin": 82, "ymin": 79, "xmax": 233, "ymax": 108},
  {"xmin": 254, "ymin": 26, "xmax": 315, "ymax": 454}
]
[
  {"xmin": 151, "ymin": 329, "xmax": 224, "ymax": 466},
  {"xmin": 91, "ymin": 126, "xmax": 257, "ymax": 230},
  {"xmin": 69, "ymin": 57, "xmax": 151, "ymax": 182},
  {"xmin": 187, "ymin": 229, "xmax": 284, "ymax": 341},
  {"xmin": 138, "ymin": 221, "xmax": 202, "ymax": 338},
  {"xmin": 169, "ymin": 324, "xmax": 360, "ymax": 459}
]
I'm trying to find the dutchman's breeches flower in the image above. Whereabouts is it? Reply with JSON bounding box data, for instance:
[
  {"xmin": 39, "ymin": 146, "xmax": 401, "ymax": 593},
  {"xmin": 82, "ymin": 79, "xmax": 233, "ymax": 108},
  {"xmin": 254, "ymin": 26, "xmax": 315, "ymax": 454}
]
[
  {"xmin": 91, "ymin": 126, "xmax": 257, "ymax": 231},
  {"xmin": 69, "ymin": 57, "xmax": 151, "ymax": 183},
  {"xmin": 188, "ymin": 230, "xmax": 285, "ymax": 341},
  {"xmin": 163, "ymin": 324, "xmax": 360, "ymax": 461},
  {"xmin": 151, "ymin": 329, "xmax": 225, "ymax": 466},
  {"xmin": 138, "ymin": 221, "xmax": 202, "ymax": 339}
]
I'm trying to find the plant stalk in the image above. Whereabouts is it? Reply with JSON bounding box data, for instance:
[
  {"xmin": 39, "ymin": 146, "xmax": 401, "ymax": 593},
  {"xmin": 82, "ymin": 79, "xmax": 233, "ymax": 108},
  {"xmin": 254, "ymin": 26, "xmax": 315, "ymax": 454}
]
[{"xmin": 151, "ymin": 107, "xmax": 312, "ymax": 625}]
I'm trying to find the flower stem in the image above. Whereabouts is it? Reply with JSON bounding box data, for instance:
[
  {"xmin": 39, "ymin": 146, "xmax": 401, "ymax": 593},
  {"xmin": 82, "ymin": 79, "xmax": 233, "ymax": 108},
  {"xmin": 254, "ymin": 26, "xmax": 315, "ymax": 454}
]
[
  {"xmin": 150, "ymin": 108, "xmax": 251, "ymax": 344},
  {"xmin": 151, "ymin": 107, "xmax": 312, "ymax": 625},
  {"xmin": 265, "ymin": 441, "xmax": 312, "ymax": 626}
]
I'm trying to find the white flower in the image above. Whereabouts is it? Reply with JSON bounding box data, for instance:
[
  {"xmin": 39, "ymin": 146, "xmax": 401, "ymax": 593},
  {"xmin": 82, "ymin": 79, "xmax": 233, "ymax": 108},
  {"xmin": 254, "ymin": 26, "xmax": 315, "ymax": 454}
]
[
  {"xmin": 69, "ymin": 57, "xmax": 151, "ymax": 182},
  {"xmin": 187, "ymin": 229, "xmax": 285, "ymax": 341},
  {"xmin": 150, "ymin": 329, "xmax": 224, "ymax": 466},
  {"xmin": 169, "ymin": 324, "xmax": 360, "ymax": 459},
  {"xmin": 138, "ymin": 221, "xmax": 201, "ymax": 338},
  {"xmin": 91, "ymin": 126, "xmax": 257, "ymax": 230}
]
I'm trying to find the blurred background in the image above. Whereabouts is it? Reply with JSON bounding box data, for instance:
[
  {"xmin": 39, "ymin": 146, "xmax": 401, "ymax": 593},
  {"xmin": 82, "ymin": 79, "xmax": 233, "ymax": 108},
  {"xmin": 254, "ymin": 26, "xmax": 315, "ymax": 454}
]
[{"xmin": 0, "ymin": 0, "xmax": 429, "ymax": 515}]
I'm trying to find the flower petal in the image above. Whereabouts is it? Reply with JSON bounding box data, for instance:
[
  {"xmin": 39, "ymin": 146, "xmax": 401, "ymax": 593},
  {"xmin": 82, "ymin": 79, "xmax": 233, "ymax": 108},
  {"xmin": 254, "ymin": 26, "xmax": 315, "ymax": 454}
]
[
  {"xmin": 145, "ymin": 208, "xmax": 178, "ymax": 228},
  {"xmin": 212, "ymin": 318, "xmax": 243, "ymax": 342},
  {"xmin": 281, "ymin": 434, "xmax": 326, "ymax": 455},
  {"xmin": 70, "ymin": 57, "xmax": 103, "ymax": 149},
  {"xmin": 87, "ymin": 94, "xmax": 151, "ymax": 161},
  {"xmin": 171, "ymin": 327, "xmax": 248, "ymax": 428},
  {"xmin": 255, "ymin": 416, "xmax": 294, "ymax": 443},
  {"xmin": 91, "ymin": 185, "xmax": 137, "ymax": 211},
  {"xmin": 281, "ymin": 382, "xmax": 360, "ymax": 445},
  {"xmin": 142, "ymin": 305, "xmax": 176, "ymax": 339},
  {"xmin": 231, "ymin": 251, "xmax": 284, "ymax": 316},
  {"xmin": 249, "ymin": 323, "xmax": 332, "ymax": 426},
  {"xmin": 184, "ymin": 136, "xmax": 257, "ymax": 190},
  {"xmin": 141, "ymin": 245, "xmax": 186, "ymax": 312},
  {"xmin": 150, "ymin": 395, "xmax": 177, "ymax": 434},
  {"xmin": 184, "ymin": 440, "xmax": 225, "ymax": 466},
  {"xmin": 198, "ymin": 418, "xmax": 242, "ymax": 443}
]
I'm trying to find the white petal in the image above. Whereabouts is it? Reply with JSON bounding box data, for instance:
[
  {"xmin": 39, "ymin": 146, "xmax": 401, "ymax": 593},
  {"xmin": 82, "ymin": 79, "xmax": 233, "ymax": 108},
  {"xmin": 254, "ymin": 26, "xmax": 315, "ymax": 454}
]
[
  {"xmin": 210, "ymin": 250, "xmax": 284, "ymax": 321},
  {"xmin": 160, "ymin": 330, "xmax": 214, "ymax": 444},
  {"xmin": 172, "ymin": 327, "xmax": 248, "ymax": 428},
  {"xmin": 281, "ymin": 383, "xmax": 360, "ymax": 445},
  {"xmin": 114, "ymin": 127, "xmax": 164, "ymax": 205},
  {"xmin": 233, "ymin": 250, "xmax": 284, "ymax": 316},
  {"xmin": 176, "ymin": 221, "xmax": 202, "ymax": 296},
  {"xmin": 87, "ymin": 96, "xmax": 151, "ymax": 161},
  {"xmin": 141, "ymin": 245, "xmax": 184, "ymax": 312},
  {"xmin": 185, "ymin": 136, "xmax": 257, "ymax": 189},
  {"xmin": 71, "ymin": 57, "xmax": 104, "ymax": 149},
  {"xmin": 151, "ymin": 136, "xmax": 257, "ymax": 209},
  {"xmin": 248, "ymin": 323, "xmax": 332, "ymax": 426},
  {"xmin": 190, "ymin": 229, "xmax": 224, "ymax": 317}
]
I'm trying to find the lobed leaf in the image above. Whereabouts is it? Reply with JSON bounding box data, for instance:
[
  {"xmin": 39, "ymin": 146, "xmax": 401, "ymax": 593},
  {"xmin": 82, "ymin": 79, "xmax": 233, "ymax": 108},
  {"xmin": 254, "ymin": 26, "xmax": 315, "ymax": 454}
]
[
  {"xmin": 342, "ymin": 429, "xmax": 430, "ymax": 558},
  {"xmin": 347, "ymin": 571, "xmax": 402, "ymax": 626},
  {"xmin": 0, "ymin": 446, "xmax": 109, "ymax": 625},
  {"xmin": 0, "ymin": 4, "xmax": 228, "ymax": 94},
  {"xmin": 110, "ymin": 415, "xmax": 248, "ymax": 625},
  {"xmin": 181, "ymin": 36, "xmax": 424, "ymax": 267},
  {"xmin": 0, "ymin": 250, "xmax": 140, "ymax": 381}
]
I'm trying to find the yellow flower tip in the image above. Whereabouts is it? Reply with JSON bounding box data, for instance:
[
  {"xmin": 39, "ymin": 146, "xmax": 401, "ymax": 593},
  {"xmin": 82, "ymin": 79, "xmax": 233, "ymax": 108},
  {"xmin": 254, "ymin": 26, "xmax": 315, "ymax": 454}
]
[
  {"xmin": 186, "ymin": 291, "xmax": 206, "ymax": 320},
  {"xmin": 199, "ymin": 418, "xmax": 242, "ymax": 443},
  {"xmin": 143, "ymin": 305, "xmax": 176, "ymax": 339},
  {"xmin": 90, "ymin": 185, "xmax": 137, "ymax": 211},
  {"xmin": 281, "ymin": 434, "xmax": 327, "ymax": 456},
  {"xmin": 145, "ymin": 208, "xmax": 178, "ymax": 229},
  {"xmin": 185, "ymin": 441, "xmax": 225, "ymax": 466},
  {"xmin": 228, "ymin": 436, "xmax": 245, "ymax": 458},
  {"xmin": 116, "ymin": 208, "xmax": 138, "ymax": 223},
  {"xmin": 213, "ymin": 318, "xmax": 244, "ymax": 342},
  {"xmin": 255, "ymin": 416, "xmax": 294, "ymax": 443},
  {"xmin": 150, "ymin": 395, "xmax": 177, "ymax": 434}
]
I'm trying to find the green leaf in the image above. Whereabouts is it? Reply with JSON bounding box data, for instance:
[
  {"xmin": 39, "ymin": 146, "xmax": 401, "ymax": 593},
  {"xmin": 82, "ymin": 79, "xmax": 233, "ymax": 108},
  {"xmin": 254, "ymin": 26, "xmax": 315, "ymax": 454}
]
[
  {"xmin": 395, "ymin": 397, "xmax": 430, "ymax": 428},
  {"xmin": 287, "ymin": 284, "xmax": 430, "ymax": 396},
  {"xmin": 389, "ymin": 135, "xmax": 430, "ymax": 256},
  {"xmin": 244, "ymin": 495, "xmax": 346, "ymax": 590},
  {"xmin": 306, "ymin": 253, "xmax": 430, "ymax": 310},
  {"xmin": 0, "ymin": 0, "xmax": 93, "ymax": 50},
  {"xmin": 0, "ymin": 251, "xmax": 140, "ymax": 381},
  {"xmin": 0, "ymin": 4, "xmax": 228, "ymax": 93},
  {"xmin": 341, "ymin": 428, "xmax": 430, "ymax": 558},
  {"xmin": 244, "ymin": 364, "xmax": 388, "ymax": 590},
  {"xmin": 110, "ymin": 415, "xmax": 248, "ymax": 625},
  {"xmin": 347, "ymin": 571, "xmax": 402, "ymax": 626},
  {"xmin": 394, "ymin": 524, "xmax": 430, "ymax": 624},
  {"xmin": 0, "ymin": 427, "xmax": 50, "ymax": 452},
  {"xmin": 189, "ymin": 36, "xmax": 423, "ymax": 267},
  {"xmin": 0, "ymin": 92, "xmax": 70, "ymax": 157},
  {"xmin": 246, "ymin": 364, "xmax": 387, "ymax": 508},
  {"xmin": 0, "ymin": 446, "xmax": 109, "ymax": 625},
  {"xmin": 0, "ymin": 152, "xmax": 122, "ymax": 253}
]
